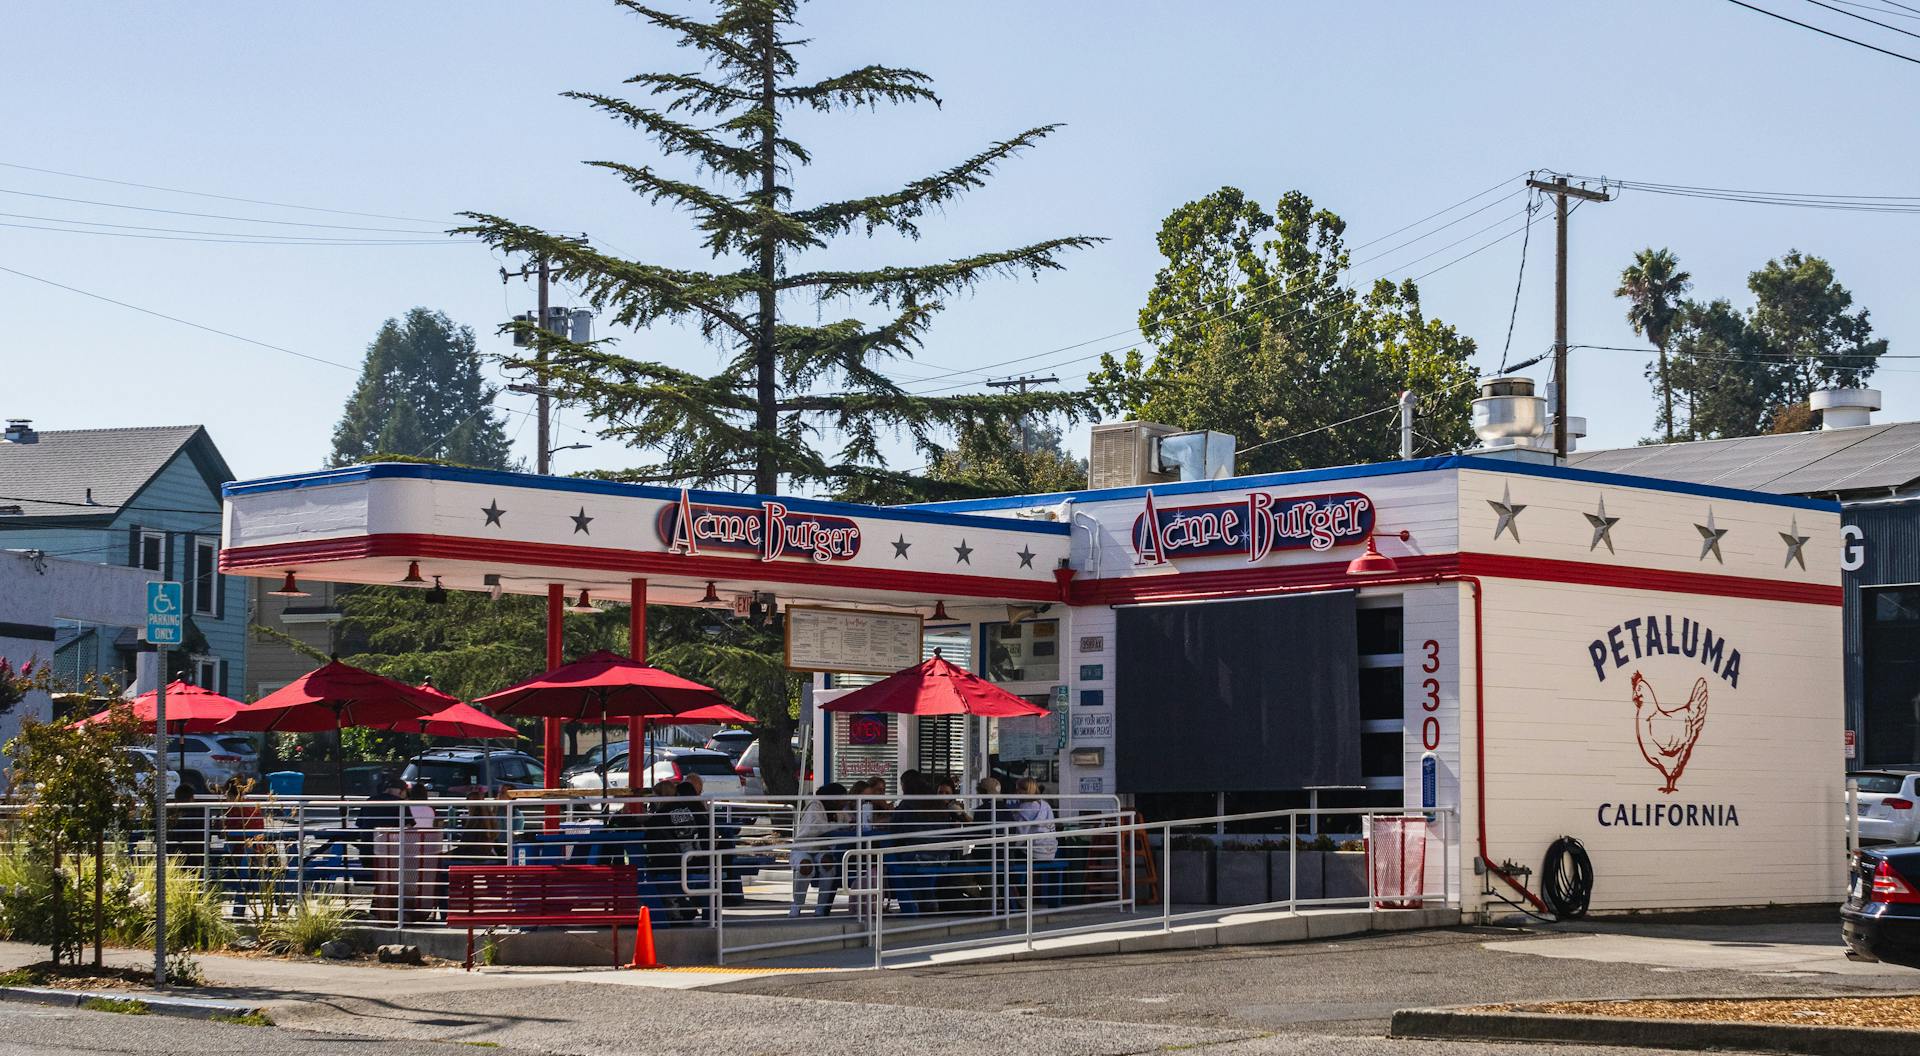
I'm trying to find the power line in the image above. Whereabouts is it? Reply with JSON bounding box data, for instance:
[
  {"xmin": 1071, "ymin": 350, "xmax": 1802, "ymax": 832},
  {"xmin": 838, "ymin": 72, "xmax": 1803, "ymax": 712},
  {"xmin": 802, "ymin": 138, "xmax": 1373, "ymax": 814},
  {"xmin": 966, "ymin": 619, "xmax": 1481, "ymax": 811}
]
[
  {"xmin": 1803, "ymin": 0, "xmax": 1920, "ymax": 38},
  {"xmin": 0, "ymin": 220, "xmax": 452, "ymax": 246},
  {"xmin": 0, "ymin": 185, "xmax": 450, "ymax": 234},
  {"xmin": 879, "ymin": 173, "xmax": 1528, "ymax": 389},
  {"xmin": 1828, "ymin": 0, "xmax": 1920, "ymax": 17},
  {"xmin": 0, "ymin": 263, "xmax": 357, "ymax": 371},
  {"xmin": 902, "ymin": 201, "xmax": 1536, "ymax": 395},
  {"xmin": 1497, "ymin": 187, "xmax": 1541, "ymax": 372},
  {"xmin": 1724, "ymin": 0, "xmax": 1920, "ymax": 65},
  {"xmin": 0, "ymin": 159, "xmax": 453, "ymax": 225},
  {"xmin": 0, "ymin": 493, "xmax": 221, "ymax": 516}
]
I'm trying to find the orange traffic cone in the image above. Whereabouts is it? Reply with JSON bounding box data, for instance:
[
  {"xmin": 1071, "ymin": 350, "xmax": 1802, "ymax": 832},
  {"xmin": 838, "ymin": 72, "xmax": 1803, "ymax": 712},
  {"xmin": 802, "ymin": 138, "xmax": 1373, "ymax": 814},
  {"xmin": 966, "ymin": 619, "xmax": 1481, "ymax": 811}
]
[{"xmin": 628, "ymin": 905, "xmax": 659, "ymax": 969}]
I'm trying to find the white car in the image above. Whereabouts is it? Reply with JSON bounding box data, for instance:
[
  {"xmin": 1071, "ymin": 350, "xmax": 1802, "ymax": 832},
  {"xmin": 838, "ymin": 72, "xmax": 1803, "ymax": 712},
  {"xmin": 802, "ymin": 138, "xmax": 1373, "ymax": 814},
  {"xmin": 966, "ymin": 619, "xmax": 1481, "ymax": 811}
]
[
  {"xmin": 1849, "ymin": 771, "xmax": 1920, "ymax": 845},
  {"xmin": 565, "ymin": 748, "xmax": 744, "ymax": 798},
  {"xmin": 122, "ymin": 747, "xmax": 183, "ymax": 797},
  {"xmin": 164, "ymin": 735, "xmax": 248, "ymax": 792}
]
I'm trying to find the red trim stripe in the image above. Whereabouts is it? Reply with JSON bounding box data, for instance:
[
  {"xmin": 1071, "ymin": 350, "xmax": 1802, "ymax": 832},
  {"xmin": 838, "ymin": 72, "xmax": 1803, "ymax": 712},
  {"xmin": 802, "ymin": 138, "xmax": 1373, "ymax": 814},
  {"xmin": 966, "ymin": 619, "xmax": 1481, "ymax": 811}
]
[
  {"xmin": 220, "ymin": 533, "xmax": 1064, "ymax": 603},
  {"xmin": 1070, "ymin": 551, "xmax": 1840, "ymax": 607},
  {"xmin": 223, "ymin": 535, "xmax": 1843, "ymax": 608}
]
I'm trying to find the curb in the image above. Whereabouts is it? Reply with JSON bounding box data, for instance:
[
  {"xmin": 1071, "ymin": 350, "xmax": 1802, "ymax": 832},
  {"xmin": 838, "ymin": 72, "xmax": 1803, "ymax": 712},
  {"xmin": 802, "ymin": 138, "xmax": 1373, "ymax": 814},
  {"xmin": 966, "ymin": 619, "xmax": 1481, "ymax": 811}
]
[
  {"xmin": 0, "ymin": 985, "xmax": 268, "ymax": 1022},
  {"xmin": 1391, "ymin": 1006, "xmax": 1920, "ymax": 1056}
]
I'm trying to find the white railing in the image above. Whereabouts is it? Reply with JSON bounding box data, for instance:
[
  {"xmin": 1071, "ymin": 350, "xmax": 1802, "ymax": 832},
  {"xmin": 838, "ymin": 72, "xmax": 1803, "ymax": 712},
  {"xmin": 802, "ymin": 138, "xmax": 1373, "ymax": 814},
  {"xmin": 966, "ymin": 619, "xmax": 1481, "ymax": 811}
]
[
  {"xmin": 0, "ymin": 792, "xmax": 1121, "ymax": 935},
  {"xmin": 830, "ymin": 805, "xmax": 1457, "ymax": 968}
]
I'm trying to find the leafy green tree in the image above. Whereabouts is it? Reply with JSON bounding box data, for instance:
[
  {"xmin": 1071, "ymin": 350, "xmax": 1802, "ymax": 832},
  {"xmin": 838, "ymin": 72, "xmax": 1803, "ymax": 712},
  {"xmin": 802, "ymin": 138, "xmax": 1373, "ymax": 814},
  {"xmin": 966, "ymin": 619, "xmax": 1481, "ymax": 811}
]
[
  {"xmin": 1615, "ymin": 248, "xmax": 1692, "ymax": 442},
  {"xmin": 457, "ymin": 0, "xmax": 1099, "ymax": 497},
  {"xmin": 4, "ymin": 701, "xmax": 140, "ymax": 965},
  {"xmin": 1091, "ymin": 188, "xmax": 1478, "ymax": 472},
  {"xmin": 330, "ymin": 308, "xmax": 515, "ymax": 469},
  {"xmin": 921, "ymin": 419, "xmax": 1084, "ymax": 499},
  {"xmin": 1658, "ymin": 250, "xmax": 1885, "ymax": 440}
]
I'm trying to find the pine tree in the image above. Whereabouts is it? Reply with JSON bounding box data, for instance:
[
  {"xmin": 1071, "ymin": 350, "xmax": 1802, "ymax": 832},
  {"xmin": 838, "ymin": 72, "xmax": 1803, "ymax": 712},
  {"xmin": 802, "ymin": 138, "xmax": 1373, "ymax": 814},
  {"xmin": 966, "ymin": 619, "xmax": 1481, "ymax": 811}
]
[
  {"xmin": 458, "ymin": 0, "xmax": 1100, "ymax": 496},
  {"xmin": 330, "ymin": 308, "xmax": 515, "ymax": 469}
]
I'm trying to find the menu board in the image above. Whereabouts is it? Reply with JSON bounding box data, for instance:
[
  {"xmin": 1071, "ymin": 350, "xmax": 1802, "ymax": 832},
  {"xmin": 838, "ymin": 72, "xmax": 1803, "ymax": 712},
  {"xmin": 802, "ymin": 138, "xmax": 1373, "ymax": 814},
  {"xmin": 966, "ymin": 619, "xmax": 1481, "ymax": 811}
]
[{"xmin": 784, "ymin": 606, "xmax": 924, "ymax": 675}]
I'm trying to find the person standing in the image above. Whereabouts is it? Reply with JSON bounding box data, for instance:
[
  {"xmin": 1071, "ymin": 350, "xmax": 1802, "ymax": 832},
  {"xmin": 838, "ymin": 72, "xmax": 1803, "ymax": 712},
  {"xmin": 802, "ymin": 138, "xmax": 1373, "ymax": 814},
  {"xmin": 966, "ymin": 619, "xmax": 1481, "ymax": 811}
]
[{"xmin": 790, "ymin": 782, "xmax": 852, "ymax": 916}]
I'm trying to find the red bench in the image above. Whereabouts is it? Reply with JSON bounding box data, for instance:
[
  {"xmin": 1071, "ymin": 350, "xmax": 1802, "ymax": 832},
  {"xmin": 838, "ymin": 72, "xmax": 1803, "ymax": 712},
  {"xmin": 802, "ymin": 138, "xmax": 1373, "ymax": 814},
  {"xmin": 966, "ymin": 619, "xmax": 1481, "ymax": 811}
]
[{"xmin": 447, "ymin": 864, "xmax": 640, "ymax": 970}]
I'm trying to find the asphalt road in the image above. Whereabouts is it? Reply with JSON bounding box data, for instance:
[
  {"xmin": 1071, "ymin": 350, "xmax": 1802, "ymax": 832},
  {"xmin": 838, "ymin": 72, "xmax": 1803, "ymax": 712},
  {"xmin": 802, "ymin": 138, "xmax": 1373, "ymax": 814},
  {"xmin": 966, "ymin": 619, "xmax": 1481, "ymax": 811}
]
[
  {"xmin": 7, "ymin": 921, "xmax": 1914, "ymax": 1055},
  {"xmin": 0, "ymin": 999, "xmax": 1788, "ymax": 1056},
  {"xmin": 713, "ymin": 925, "xmax": 1919, "ymax": 1037}
]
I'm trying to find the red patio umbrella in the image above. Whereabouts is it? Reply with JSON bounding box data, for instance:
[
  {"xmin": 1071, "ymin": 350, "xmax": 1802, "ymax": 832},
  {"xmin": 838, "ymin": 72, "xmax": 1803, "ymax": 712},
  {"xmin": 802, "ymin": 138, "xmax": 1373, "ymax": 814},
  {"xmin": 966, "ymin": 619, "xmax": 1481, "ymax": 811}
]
[
  {"xmin": 77, "ymin": 681, "xmax": 244, "ymax": 775},
  {"xmin": 476, "ymin": 651, "xmax": 747, "ymax": 796},
  {"xmin": 384, "ymin": 684, "xmax": 519, "ymax": 739},
  {"xmin": 217, "ymin": 660, "xmax": 448, "ymax": 793},
  {"xmin": 818, "ymin": 654, "xmax": 1050, "ymax": 717}
]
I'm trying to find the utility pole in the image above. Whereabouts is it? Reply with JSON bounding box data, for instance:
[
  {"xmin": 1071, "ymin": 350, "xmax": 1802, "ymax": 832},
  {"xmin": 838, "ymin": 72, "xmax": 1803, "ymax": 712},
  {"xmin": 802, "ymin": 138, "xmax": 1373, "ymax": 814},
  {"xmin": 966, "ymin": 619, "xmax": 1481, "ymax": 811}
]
[
  {"xmin": 985, "ymin": 373, "xmax": 1059, "ymax": 457},
  {"xmin": 1526, "ymin": 176, "xmax": 1610, "ymax": 460},
  {"xmin": 502, "ymin": 237, "xmax": 587, "ymax": 474}
]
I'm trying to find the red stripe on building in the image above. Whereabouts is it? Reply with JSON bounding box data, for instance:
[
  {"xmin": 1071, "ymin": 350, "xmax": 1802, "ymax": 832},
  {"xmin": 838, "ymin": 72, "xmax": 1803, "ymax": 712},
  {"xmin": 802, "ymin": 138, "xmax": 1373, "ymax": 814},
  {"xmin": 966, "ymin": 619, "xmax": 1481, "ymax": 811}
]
[
  {"xmin": 220, "ymin": 533, "xmax": 1064, "ymax": 602},
  {"xmin": 1070, "ymin": 552, "xmax": 1841, "ymax": 607}
]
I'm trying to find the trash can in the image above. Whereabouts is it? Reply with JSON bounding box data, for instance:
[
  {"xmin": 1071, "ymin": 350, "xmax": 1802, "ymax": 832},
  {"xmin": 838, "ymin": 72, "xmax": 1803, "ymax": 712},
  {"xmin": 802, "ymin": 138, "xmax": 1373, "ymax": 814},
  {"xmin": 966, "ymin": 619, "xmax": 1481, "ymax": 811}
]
[{"xmin": 266, "ymin": 771, "xmax": 305, "ymax": 797}]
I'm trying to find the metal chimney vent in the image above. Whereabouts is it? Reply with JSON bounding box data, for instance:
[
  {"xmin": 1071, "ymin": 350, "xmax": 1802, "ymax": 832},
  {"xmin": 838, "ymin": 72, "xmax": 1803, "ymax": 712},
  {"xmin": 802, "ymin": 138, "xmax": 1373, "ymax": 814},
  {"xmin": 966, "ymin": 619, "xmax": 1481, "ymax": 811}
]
[
  {"xmin": 1810, "ymin": 388, "xmax": 1881, "ymax": 430},
  {"xmin": 2, "ymin": 419, "xmax": 36, "ymax": 444}
]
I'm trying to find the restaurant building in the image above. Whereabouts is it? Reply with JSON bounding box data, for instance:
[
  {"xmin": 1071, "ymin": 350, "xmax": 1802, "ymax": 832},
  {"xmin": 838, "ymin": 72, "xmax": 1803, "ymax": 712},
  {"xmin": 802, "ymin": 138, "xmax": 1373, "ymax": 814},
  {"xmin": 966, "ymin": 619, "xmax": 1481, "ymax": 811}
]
[{"xmin": 218, "ymin": 398, "xmax": 1846, "ymax": 915}]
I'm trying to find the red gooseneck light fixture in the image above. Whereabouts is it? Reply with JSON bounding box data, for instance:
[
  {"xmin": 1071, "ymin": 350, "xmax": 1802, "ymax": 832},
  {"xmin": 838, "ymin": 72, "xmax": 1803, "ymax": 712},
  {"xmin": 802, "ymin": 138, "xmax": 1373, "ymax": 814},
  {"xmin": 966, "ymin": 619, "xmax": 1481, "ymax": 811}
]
[
  {"xmin": 268, "ymin": 571, "xmax": 309, "ymax": 598},
  {"xmin": 1345, "ymin": 538, "xmax": 1400, "ymax": 576},
  {"xmin": 399, "ymin": 561, "xmax": 426, "ymax": 585},
  {"xmin": 566, "ymin": 588, "xmax": 596, "ymax": 613},
  {"xmin": 700, "ymin": 581, "xmax": 722, "ymax": 605},
  {"xmin": 930, "ymin": 600, "xmax": 951, "ymax": 621}
]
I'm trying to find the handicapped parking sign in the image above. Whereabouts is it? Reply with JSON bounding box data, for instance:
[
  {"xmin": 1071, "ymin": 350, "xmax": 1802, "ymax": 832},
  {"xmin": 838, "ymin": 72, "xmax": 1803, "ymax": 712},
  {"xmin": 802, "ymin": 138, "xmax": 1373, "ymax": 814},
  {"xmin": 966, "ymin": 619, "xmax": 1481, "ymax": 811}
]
[{"xmin": 145, "ymin": 581, "xmax": 183, "ymax": 646}]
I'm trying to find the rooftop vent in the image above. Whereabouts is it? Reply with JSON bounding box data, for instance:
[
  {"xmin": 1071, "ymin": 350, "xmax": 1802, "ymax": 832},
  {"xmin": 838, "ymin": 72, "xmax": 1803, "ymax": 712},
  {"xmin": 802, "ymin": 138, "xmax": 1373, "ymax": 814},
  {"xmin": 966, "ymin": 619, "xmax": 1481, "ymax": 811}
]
[
  {"xmin": 2, "ymin": 419, "xmax": 35, "ymax": 444},
  {"xmin": 1089, "ymin": 421, "xmax": 1236, "ymax": 489},
  {"xmin": 1469, "ymin": 377, "xmax": 1549, "ymax": 451},
  {"xmin": 1810, "ymin": 388, "xmax": 1881, "ymax": 430}
]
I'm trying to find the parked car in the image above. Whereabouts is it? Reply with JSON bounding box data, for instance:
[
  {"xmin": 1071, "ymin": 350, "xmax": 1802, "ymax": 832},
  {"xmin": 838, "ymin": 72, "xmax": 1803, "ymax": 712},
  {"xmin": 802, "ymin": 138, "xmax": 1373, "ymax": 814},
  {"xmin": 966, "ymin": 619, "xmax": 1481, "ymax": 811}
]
[
  {"xmin": 1842, "ymin": 845, "xmax": 1920, "ymax": 969},
  {"xmin": 735, "ymin": 739, "xmax": 764, "ymax": 796},
  {"xmin": 566, "ymin": 747, "xmax": 743, "ymax": 797},
  {"xmin": 164, "ymin": 735, "xmax": 248, "ymax": 792},
  {"xmin": 122, "ymin": 747, "xmax": 182, "ymax": 797},
  {"xmin": 214, "ymin": 735, "xmax": 262, "ymax": 778},
  {"xmin": 562, "ymin": 739, "xmax": 628, "ymax": 783},
  {"xmin": 705, "ymin": 730, "xmax": 756, "ymax": 761},
  {"xmin": 1848, "ymin": 771, "xmax": 1920, "ymax": 845},
  {"xmin": 400, "ymin": 748, "xmax": 545, "ymax": 796}
]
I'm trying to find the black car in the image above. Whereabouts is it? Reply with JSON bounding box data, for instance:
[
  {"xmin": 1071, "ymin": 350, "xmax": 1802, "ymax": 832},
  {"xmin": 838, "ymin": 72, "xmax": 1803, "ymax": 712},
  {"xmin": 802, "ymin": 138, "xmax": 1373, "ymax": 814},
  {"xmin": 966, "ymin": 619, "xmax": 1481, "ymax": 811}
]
[
  {"xmin": 400, "ymin": 747, "xmax": 545, "ymax": 796},
  {"xmin": 1842, "ymin": 845, "xmax": 1920, "ymax": 969}
]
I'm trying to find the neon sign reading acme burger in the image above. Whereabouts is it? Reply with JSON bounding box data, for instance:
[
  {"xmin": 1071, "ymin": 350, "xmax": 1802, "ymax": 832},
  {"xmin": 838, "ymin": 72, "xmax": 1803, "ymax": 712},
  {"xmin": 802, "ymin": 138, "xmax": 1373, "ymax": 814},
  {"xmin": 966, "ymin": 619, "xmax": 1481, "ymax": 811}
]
[
  {"xmin": 657, "ymin": 489, "xmax": 861, "ymax": 562},
  {"xmin": 1132, "ymin": 490, "xmax": 1374, "ymax": 564}
]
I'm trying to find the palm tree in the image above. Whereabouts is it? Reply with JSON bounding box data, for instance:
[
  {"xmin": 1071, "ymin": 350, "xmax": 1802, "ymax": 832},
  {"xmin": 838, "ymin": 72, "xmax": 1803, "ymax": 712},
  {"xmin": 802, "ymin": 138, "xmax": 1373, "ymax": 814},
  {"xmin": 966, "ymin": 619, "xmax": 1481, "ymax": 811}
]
[{"xmin": 1616, "ymin": 248, "xmax": 1693, "ymax": 442}]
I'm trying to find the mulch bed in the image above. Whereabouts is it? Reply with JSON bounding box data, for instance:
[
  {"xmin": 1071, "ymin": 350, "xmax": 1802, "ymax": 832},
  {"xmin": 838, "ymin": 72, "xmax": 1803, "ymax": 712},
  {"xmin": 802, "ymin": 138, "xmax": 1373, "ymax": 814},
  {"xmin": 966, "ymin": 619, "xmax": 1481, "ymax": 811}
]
[
  {"xmin": 0, "ymin": 962, "xmax": 169, "ymax": 991},
  {"xmin": 1496, "ymin": 996, "xmax": 1920, "ymax": 1030}
]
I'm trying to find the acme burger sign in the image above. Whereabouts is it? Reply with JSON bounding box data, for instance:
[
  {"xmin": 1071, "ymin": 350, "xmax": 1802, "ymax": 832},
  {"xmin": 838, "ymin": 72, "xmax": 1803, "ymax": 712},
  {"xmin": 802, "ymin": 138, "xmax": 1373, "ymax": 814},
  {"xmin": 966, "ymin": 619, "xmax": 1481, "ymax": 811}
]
[
  {"xmin": 658, "ymin": 489, "xmax": 861, "ymax": 563},
  {"xmin": 1132, "ymin": 490, "xmax": 1373, "ymax": 565}
]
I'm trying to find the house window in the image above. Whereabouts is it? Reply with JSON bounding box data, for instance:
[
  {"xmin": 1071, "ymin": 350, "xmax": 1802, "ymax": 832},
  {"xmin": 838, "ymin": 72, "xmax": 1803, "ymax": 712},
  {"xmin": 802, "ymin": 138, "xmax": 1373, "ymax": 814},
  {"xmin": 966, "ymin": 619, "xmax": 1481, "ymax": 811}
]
[
  {"xmin": 138, "ymin": 530, "xmax": 165, "ymax": 573},
  {"xmin": 192, "ymin": 658, "xmax": 224, "ymax": 692},
  {"xmin": 192, "ymin": 539, "xmax": 219, "ymax": 616}
]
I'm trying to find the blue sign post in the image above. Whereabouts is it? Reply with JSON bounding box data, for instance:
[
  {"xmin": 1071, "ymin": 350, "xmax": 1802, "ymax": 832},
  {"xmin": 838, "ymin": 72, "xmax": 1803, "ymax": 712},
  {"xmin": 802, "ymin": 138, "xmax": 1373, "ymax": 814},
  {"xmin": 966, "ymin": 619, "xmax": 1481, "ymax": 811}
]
[{"xmin": 144, "ymin": 580, "xmax": 181, "ymax": 985}]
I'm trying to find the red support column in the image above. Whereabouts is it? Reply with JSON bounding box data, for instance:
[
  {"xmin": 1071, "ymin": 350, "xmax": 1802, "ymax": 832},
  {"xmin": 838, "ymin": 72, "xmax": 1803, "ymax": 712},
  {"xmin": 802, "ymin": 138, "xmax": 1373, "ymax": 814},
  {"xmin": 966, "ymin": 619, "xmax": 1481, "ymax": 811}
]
[
  {"xmin": 628, "ymin": 579, "xmax": 647, "ymax": 780},
  {"xmin": 544, "ymin": 583, "xmax": 564, "ymax": 789}
]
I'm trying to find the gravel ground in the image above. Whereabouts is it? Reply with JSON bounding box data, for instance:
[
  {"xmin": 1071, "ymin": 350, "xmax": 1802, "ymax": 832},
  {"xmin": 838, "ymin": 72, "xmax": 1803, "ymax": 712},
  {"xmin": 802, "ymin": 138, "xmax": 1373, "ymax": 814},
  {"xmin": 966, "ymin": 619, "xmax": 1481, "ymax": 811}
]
[{"xmin": 1503, "ymin": 994, "xmax": 1920, "ymax": 1029}]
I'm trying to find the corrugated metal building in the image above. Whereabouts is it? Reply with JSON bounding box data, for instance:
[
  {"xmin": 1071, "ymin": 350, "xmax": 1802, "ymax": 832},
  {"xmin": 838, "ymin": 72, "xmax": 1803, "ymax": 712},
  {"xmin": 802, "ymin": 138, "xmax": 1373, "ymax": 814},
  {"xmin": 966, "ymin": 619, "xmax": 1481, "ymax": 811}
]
[{"xmin": 1571, "ymin": 418, "xmax": 1920, "ymax": 768}]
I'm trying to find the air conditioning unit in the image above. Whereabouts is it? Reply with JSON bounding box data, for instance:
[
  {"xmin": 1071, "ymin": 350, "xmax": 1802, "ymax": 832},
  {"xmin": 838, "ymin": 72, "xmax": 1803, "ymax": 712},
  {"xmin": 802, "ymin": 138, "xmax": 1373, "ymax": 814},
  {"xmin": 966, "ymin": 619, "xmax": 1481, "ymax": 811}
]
[{"xmin": 1090, "ymin": 421, "xmax": 1180, "ymax": 490}]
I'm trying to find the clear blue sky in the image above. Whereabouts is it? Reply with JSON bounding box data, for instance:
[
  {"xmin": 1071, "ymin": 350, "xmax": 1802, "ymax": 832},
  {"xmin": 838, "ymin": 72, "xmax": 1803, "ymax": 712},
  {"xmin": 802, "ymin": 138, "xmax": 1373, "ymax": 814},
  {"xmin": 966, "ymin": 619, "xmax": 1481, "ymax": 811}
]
[{"xmin": 8, "ymin": 1, "xmax": 1920, "ymax": 485}]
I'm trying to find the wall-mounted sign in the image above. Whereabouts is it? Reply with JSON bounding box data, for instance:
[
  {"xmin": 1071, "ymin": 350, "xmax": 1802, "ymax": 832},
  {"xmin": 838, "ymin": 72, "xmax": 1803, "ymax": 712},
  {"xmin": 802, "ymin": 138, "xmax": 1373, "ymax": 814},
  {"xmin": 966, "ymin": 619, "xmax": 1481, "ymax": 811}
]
[
  {"xmin": 1071, "ymin": 712, "xmax": 1113, "ymax": 740},
  {"xmin": 848, "ymin": 714, "xmax": 890, "ymax": 746},
  {"xmin": 1079, "ymin": 664, "xmax": 1104, "ymax": 681},
  {"xmin": 1079, "ymin": 635, "xmax": 1105, "ymax": 653},
  {"xmin": 659, "ymin": 489, "xmax": 862, "ymax": 562},
  {"xmin": 1132, "ymin": 490, "xmax": 1374, "ymax": 564},
  {"xmin": 1079, "ymin": 689, "xmax": 1105, "ymax": 708},
  {"xmin": 785, "ymin": 605, "xmax": 923, "ymax": 675},
  {"xmin": 1079, "ymin": 776, "xmax": 1106, "ymax": 794}
]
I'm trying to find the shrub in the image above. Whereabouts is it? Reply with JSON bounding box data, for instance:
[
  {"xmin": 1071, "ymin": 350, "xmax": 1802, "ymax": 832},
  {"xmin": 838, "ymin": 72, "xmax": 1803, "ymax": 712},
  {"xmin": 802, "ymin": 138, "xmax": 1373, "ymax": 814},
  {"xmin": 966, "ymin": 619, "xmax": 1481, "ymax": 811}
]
[
  {"xmin": 256, "ymin": 895, "xmax": 355, "ymax": 956},
  {"xmin": 134, "ymin": 859, "xmax": 235, "ymax": 952},
  {"xmin": 80, "ymin": 996, "xmax": 149, "ymax": 1015}
]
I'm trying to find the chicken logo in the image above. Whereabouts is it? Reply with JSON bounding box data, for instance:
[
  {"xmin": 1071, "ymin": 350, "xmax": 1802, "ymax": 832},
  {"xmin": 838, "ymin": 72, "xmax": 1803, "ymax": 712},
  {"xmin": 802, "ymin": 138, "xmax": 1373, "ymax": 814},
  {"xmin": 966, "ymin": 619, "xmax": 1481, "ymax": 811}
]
[{"xmin": 1630, "ymin": 672, "xmax": 1708, "ymax": 794}]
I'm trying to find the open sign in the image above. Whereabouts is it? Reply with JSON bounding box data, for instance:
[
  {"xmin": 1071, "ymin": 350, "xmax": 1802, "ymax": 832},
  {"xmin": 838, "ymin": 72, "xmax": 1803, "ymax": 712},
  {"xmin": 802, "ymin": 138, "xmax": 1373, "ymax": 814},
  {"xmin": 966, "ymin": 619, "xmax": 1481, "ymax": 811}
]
[{"xmin": 847, "ymin": 714, "xmax": 890, "ymax": 745}]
